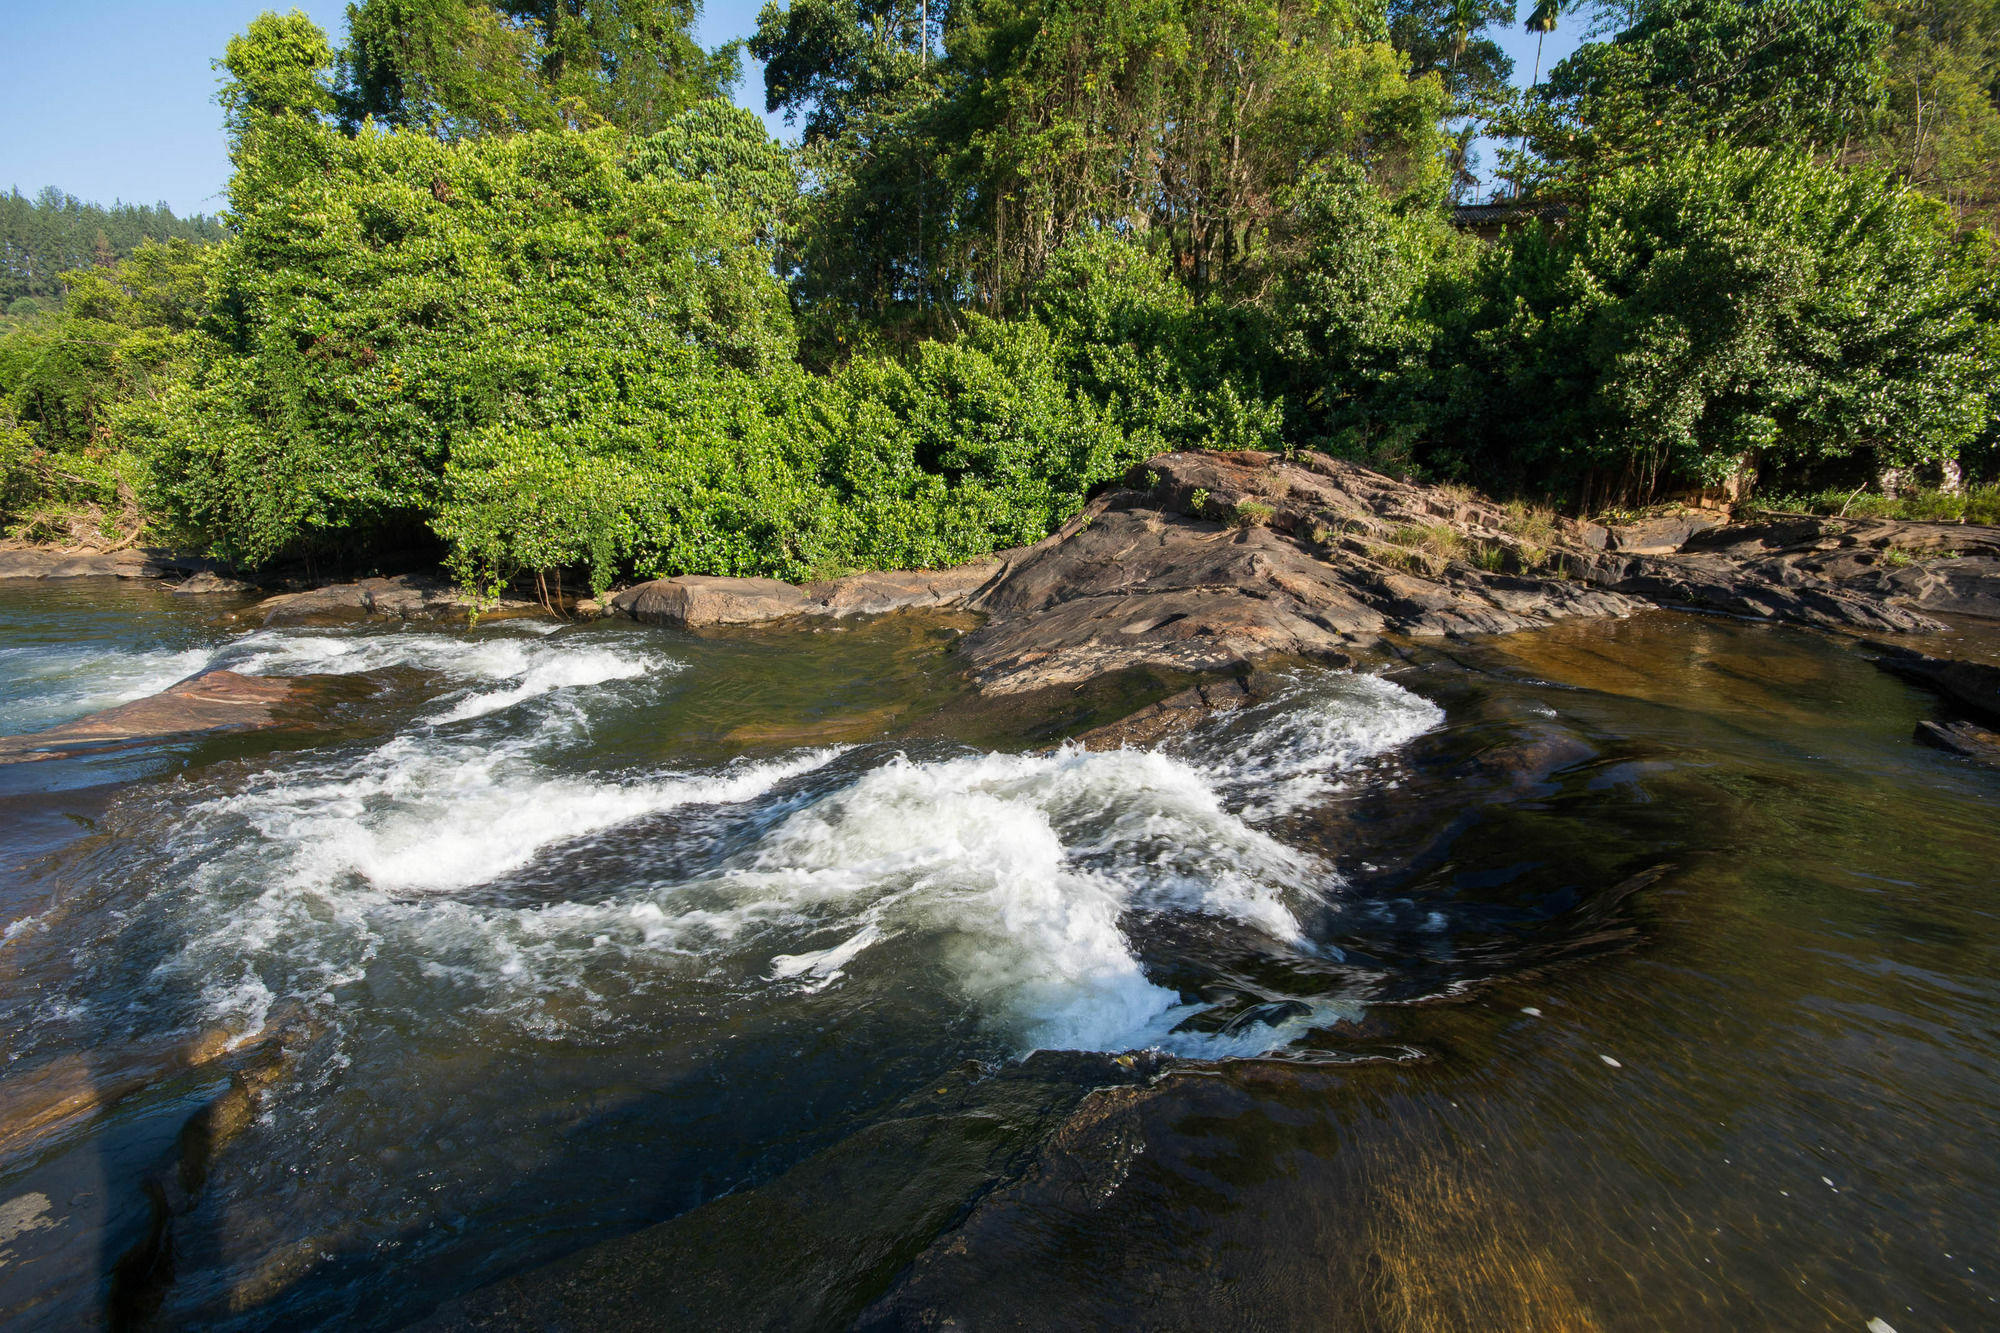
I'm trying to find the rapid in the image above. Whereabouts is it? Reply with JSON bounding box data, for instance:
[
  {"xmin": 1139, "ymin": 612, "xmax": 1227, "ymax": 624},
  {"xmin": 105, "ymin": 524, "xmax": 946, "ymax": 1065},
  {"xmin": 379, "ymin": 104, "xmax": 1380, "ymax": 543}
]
[{"xmin": 1, "ymin": 579, "xmax": 1996, "ymax": 1330}]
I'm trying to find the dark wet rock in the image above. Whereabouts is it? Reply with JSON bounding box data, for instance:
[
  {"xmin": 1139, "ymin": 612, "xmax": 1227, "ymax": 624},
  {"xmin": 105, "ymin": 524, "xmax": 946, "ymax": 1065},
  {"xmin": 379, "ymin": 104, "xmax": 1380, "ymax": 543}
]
[
  {"xmin": 258, "ymin": 574, "xmax": 538, "ymax": 625},
  {"xmin": 1915, "ymin": 719, "xmax": 2000, "ymax": 766},
  {"xmin": 170, "ymin": 571, "xmax": 259, "ymax": 595},
  {"xmin": 1866, "ymin": 644, "xmax": 2000, "ymax": 726},
  {"xmin": 0, "ymin": 670, "xmax": 301, "ymax": 763},
  {"xmin": 110, "ymin": 1007, "xmax": 322, "ymax": 1327},
  {"xmin": 1864, "ymin": 557, "xmax": 2000, "ymax": 619},
  {"xmin": 0, "ymin": 543, "xmax": 216, "ymax": 581},
  {"xmin": 1075, "ymin": 675, "xmax": 1261, "ymax": 750}
]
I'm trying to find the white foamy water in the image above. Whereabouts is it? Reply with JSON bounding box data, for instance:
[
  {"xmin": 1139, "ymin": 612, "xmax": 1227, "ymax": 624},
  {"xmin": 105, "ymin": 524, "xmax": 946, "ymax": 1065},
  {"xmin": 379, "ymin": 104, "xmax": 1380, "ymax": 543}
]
[
  {"xmin": 214, "ymin": 626, "xmax": 675, "ymax": 722},
  {"xmin": 0, "ymin": 642, "xmax": 213, "ymax": 733},
  {"xmin": 101, "ymin": 644, "xmax": 1439, "ymax": 1061},
  {"xmin": 1197, "ymin": 671, "xmax": 1445, "ymax": 821},
  {"xmin": 727, "ymin": 743, "xmax": 1341, "ymax": 1054}
]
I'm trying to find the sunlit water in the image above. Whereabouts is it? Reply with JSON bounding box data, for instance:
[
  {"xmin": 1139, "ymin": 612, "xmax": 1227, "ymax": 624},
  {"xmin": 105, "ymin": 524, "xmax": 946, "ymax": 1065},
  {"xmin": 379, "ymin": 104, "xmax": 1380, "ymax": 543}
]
[{"xmin": 0, "ymin": 581, "xmax": 1994, "ymax": 1330}]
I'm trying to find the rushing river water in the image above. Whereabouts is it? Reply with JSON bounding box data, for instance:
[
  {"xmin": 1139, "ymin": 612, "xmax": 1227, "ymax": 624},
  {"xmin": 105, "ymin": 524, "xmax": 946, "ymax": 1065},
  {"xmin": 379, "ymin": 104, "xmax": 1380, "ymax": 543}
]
[{"xmin": 0, "ymin": 579, "xmax": 1995, "ymax": 1331}]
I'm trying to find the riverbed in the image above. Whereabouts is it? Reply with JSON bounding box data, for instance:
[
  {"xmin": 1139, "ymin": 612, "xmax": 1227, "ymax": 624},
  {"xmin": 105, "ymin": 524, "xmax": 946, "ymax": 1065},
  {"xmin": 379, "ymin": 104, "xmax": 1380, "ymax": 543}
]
[{"xmin": 0, "ymin": 580, "xmax": 1994, "ymax": 1330}]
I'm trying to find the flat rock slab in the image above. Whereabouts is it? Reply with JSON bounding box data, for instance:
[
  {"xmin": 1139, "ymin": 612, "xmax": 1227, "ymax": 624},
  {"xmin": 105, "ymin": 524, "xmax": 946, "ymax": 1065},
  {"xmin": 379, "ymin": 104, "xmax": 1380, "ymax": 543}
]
[
  {"xmin": 257, "ymin": 574, "xmax": 539, "ymax": 625},
  {"xmin": 804, "ymin": 561, "xmax": 1003, "ymax": 617},
  {"xmin": 0, "ymin": 670, "xmax": 299, "ymax": 763},
  {"xmin": 0, "ymin": 545, "xmax": 214, "ymax": 581},
  {"xmin": 612, "ymin": 562, "xmax": 1007, "ymax": 628},
  {"xmin": 610, "ymin": 574, "xmax": 813, "ymax": 627}
]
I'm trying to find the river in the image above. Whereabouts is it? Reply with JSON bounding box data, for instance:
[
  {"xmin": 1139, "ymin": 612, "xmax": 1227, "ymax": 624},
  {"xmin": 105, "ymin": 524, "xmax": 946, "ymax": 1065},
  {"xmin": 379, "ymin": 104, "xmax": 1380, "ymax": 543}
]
[{"xmin": 0, "ymin": 579, "xmax": 1994, "ymax": 1330}]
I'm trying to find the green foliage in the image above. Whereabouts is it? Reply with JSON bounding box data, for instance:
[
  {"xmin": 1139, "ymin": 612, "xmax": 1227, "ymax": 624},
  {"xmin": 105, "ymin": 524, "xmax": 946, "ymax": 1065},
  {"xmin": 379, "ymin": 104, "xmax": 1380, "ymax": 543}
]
[
  {"xmin": 340, "ymin": 0, "xmax": 558, "ymax": 137},
  {"xmin": 1027, "ymin": 233, "xmax": 1282, "ymax": 455},
  {"xmin": 1515, "ymin": 0, "xmax": 1887, "ymax": 187},
  {"xmin": 155, "ymin": 114, "xmax": 797, "ymax": 572},
  {"xmin": 1865, "ymin": 0, "xmax": 2000, "ymax": 228},
  {"xmin": 1266, "ymin": 163, "xmax": 1475, "ymax": 468},
  {"xmin": 1765, "ymin": 484, "xmax": 2000, "ymax": 525},
  {"xmin": 220, "ymin": 9, "xmax": 340, "ymax": 133},
  {"xmin": 1421, "ymin": 145, "xmax": 1993, "ymax": 504},
  {"xmin": 17, "ymin": 0, "xmax": 2000, "ymax": 582},
  {"xmin": 341, "ymin": 0, "xmax": 734, "ymax": 137},
  {"xmin": 0, "ymin": 239, "xmax": 212, "ymax": 540}
]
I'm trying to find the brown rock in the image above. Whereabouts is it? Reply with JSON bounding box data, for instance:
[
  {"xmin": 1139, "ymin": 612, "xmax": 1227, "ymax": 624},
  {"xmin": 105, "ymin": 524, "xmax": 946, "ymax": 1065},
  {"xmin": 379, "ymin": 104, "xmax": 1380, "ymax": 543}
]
[
  {"xmin": 610, "ymin": 574, "xmax": 813, "ymax": 628},
  {"xmin": 0, "ymin": 670, "xmax": 299, "ymax": 763},
  {"xmin": 1602, "ymin": 513, "xmax": 1725, "ymax": 554},
  {"xmin": 0, "ymin": 543, "xmax": 212, "ymax": 581},
  {"xmin": 804, "ymin": 561, "xmax": 1003, "ymax": 617},
  {"xmin": 257, "ymin": 574, "xmax": 538, "ymax": 625},
  {"xmin": 172, "ymin": 571, "xmax": 258, "ymax": 595}
]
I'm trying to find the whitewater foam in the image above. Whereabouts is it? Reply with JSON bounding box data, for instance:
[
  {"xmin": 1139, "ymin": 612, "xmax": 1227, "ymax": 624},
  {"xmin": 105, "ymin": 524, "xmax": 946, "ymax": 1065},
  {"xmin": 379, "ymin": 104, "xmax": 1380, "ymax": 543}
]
[
  {"xmin": 214, "ymin": 626, "xmax": 675, "ymax": 722},
  {"xmin": 96, "ymin": 646, "xmax": 1441, "ymax": 1063},
  {"xmin": 0, "ymin": 642, "xmax": 214, "ymax": 733}
]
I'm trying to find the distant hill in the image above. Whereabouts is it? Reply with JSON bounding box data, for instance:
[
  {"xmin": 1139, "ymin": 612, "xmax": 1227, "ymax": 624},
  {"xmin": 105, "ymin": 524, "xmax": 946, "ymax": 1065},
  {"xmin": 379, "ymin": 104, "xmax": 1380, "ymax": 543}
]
[{"xmin": 1, "ymin": 187, "xmax": 226, "ymax": 307}]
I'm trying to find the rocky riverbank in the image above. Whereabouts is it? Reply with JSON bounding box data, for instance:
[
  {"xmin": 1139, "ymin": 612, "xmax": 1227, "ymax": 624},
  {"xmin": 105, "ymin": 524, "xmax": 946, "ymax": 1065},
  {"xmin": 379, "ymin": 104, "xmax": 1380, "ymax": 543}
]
[
  {"xmin": 609, "ymin": 449, "xmax": 2000, "ymax": 691},
  {"xmin": 6, "ymin": 448, "xmax": 1999, "ymax": 759}
]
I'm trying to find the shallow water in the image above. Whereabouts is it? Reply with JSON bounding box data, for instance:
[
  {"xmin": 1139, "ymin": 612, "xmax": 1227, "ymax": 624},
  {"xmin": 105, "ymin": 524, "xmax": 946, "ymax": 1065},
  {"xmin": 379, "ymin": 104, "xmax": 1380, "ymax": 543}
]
[{"xmin": 0, "ymin": 582, "xmax": 1994, "ymax": 1331}]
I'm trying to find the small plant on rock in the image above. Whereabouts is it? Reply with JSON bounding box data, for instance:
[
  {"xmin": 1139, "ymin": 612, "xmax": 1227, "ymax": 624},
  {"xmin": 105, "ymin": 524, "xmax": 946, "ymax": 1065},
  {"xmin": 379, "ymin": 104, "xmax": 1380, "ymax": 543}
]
[{"xmin": 1232, "ymin": 499, "xmax": 1277, "ymax": 527}]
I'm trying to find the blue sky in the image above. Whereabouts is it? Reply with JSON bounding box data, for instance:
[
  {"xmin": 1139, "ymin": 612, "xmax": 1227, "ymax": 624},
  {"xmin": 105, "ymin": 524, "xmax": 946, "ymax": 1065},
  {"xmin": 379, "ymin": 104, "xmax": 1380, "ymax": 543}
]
[{"xmin": 0, "ymin": 2, "xmax": 1586, "ymax": 218}]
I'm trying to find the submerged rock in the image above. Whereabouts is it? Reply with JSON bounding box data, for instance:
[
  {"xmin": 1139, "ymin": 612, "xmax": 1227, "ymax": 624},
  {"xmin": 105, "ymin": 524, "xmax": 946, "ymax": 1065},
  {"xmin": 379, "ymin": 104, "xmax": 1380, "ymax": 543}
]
[
  {"xmin": 1075, "ymin": 675, "xmax": 1262, "ymax": 750},
  {"xmin": 1866, "ymin": 644, "xmax": 2000, "ymax": 726},
  {"xmin": 0, "ymin": 670, "xmax": 301, "ymax": 763}
]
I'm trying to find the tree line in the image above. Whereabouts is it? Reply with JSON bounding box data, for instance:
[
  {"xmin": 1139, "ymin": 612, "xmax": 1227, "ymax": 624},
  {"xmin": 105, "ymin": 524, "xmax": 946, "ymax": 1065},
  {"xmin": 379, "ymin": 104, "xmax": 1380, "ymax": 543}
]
[
  {"xmin": 1, "ymin": 0, "xmax": 1996, "ymax": 590},
  {"xmin": 0, "ymin": 189, "xmax": 224, "ymax": 309}
]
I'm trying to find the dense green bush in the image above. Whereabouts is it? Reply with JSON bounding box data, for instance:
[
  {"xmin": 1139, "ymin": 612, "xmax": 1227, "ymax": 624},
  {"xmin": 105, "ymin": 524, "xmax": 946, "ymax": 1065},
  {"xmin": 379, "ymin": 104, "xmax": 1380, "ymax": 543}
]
[
  {"xmin": 150, "ymin": 115, "xmax": 798, "ymax": 573},
  {"xmin": 1417, "ymin": 146, "xmax": 1995, "ymax": 505}
]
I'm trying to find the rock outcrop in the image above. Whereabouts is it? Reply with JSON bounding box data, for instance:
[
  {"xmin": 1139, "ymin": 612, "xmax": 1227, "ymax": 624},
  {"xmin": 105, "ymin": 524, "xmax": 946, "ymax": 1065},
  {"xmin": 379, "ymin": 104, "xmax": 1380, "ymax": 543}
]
[
  {"xmin": 608, "ymin": 562, "xmax": 1005, "ymax": 628},
  {"xmin": 0, "ymin": 670, "xmax": 300, "ymax": 763},
  {"xmin": 1915, "ymin": 719, "xmax": 2000, "ymax": 766},
  {"xmin": 1565, "ymin": 513, "xmax": 2000, "ymax": 632},
  {"xmin": 596, "ymin": 450, "xmax": 2000, "ymax": 696}
]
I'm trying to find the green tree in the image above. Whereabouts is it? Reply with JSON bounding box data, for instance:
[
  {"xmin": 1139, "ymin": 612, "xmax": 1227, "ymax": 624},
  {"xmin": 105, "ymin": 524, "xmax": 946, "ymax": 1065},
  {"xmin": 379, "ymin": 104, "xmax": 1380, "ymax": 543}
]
[
  {"xmin": 1424, "ymin": 145, "xmax": 1992, "ymax": 504},
  {"xmin": 1514, "ymin": 0, "xmax": 1887, "ymax": 189},
  {"xmin": 339, "ymin": 0, "xmax": 557, "ymax": 136}
]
